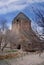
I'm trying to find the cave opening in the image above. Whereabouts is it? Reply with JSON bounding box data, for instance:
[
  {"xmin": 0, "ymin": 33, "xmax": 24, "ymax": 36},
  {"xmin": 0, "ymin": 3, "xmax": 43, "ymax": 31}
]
[{"xmin": 17, "ymin": 44, "xmax": 21, "ymax": 49}]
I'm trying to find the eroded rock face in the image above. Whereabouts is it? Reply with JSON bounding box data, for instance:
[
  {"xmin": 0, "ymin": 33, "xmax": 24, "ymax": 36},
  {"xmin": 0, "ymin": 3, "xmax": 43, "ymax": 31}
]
[
  {"xmin": 12, "ymin": 12, "xmax": 31, "ymax": 34},
  {"xmin": 11, "ymin": 12, "xmax": 44, "ymax": 51}
]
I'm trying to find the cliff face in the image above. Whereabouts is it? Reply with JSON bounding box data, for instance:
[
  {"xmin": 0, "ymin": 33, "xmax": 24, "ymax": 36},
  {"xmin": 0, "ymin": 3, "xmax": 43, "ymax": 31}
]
[
  {"xmin": 11, "ymin": 12, "xmax": 44, "ymax": 51},
  {"xmin": 12, "ymin": 12, "xmax": 31, "ymax": 33}
]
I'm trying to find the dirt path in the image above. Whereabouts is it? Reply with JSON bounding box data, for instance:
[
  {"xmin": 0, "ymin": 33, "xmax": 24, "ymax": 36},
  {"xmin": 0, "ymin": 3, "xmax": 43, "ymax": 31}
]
[
  {"xmin": 7, "ymin": 52, "xmax": 44, "ymax": 65},
  {"xmin": 0, "ymin": 52, "xmax": 44, "ymax": 65}
]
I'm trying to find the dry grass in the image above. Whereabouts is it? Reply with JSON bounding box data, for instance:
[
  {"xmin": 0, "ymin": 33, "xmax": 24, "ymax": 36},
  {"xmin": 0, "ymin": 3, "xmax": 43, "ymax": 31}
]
[
  {"xmin": 0, "ymin": 50, "xmax": 26, "ymax": 60},
  {"xmin": 0, "ymin": 52, "xmax": 19, "ymax": 60}
]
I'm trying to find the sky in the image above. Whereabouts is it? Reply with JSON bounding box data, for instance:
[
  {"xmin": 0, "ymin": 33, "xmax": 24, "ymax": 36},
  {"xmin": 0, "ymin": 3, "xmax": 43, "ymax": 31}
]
[
  {"xmin": 0, "ymin": 0, "xmax": 44, "ymax": 14},
  {"xmin": 0, "ymin": 0, "xmax": 44, "ymax": 35}
]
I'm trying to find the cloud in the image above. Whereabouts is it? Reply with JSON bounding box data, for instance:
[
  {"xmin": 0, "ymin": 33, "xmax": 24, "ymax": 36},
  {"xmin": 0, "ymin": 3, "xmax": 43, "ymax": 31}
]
[
  {"xmin": 0, "ymin": 0, "xmax": 44, "ymax": 14},
  {"xmin": 27, "ymin": 0, "xmax": 44, "ymax": 3},
  {"xmin": 0, "ymin": 0, "xmax": 27, "ymax": 14}
]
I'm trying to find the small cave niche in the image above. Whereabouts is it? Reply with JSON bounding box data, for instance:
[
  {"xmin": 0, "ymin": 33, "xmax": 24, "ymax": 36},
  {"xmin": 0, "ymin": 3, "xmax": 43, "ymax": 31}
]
[
  {"xmin": 16, "ymin": 18, "xmax": 19, "ymax": 23},
  {"xmin": 17, "ymin": 44, "xmax": 21, "ymax": 49}
]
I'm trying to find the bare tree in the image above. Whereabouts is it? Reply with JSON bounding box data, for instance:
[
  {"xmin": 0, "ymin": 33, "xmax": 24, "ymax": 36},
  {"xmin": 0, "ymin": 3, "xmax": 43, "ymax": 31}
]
[
  {"xmin": 0, "ymin": 19, "xmax": 8, "ymax": 32},
  {"xmin": 32, "ymin": 7, "xmax": 44, "ymax": 27},
  {"xmin": 0, "ymin": 29, "xmax": 2, "ymax": 50},
  {"xmin": 1, "ymin": 29, "xmax": 18, "ymax": 51},
  {"xmin": 0, "ymin": 19, "xmax": 9, "ymax": 51},
  {"xmin": 32, "ymin": 7, "xmax": 44, "ymax": 55}
]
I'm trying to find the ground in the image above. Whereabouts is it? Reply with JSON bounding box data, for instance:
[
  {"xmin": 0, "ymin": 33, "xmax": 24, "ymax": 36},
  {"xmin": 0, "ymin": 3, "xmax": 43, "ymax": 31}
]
[{"xmin": 0, "ymin": 51, "xmax": 44, "ymax": 65}]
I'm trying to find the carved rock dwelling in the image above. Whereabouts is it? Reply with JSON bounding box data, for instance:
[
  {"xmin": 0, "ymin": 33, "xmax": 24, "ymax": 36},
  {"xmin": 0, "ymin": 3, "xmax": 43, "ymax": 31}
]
[{"xmin": 11, "ymin": 12, "xmax": 44, "ymax": 51}]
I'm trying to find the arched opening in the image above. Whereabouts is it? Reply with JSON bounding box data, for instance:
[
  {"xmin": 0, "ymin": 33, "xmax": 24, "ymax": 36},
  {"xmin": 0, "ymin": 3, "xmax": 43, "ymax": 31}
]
[{"xmin": 17, "ymin": 44, "xmax": 21, "ymax": 49}]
